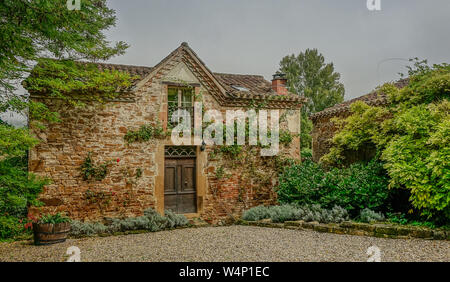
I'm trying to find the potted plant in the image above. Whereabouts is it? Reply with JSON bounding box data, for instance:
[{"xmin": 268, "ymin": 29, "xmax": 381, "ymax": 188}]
[{"xmin": 33, "ymin": 213, "xmax": 71, "ymax": 245}]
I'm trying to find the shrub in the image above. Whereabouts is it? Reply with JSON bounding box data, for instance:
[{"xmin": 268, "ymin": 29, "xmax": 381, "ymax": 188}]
[
  {"xmin": 0, "ymin": 216, "xmax": 23, "ymax": 239},
  {"xmin": 70, "ymin": 220, "xmax": 108, "ymax": 237},
  {"xmin": 124, "ymin": 124, "xmax": 166, "ymax": 143},
  {"xmin": 242, "ymin": 205, "xmax": 272, "ymax": 221},
  {"xmin": 164, "ymin": 209, "xmax": 189, "ymax": 228},
  {"xmin": 0, "ymin": 157, "xmax": 49, "ymax": 218},
  {"xmin": 359, "ymin": 208, "xmax": 385, "ymax": 223},
  {"xmin": 268, "ymin": 205, "xmax": 303, "ymax": 223},
  {"xmin": 242, "ymin": 204, "xmax": 349, "ymax": 223},
  {"xmin": 300, "ymin": 148, "xmax": 312, "ymax": 160},
  {"xmin": 38, "ymin": 213, "xmax": 70, "ymax": 224},
  {"xmin": 298, "ymin": 204, "xmax": 349, "ymax": 223},
  {"xmin": 69, "ymin": 208, "xmax": 189, "ymax": 237},
  {"xmin": 278, "ymin": 159, "xmax": 390, "ymax": 217},
  {"xmin": 321, "ymin": 62, "xmax": 450, "ymax": 222}
]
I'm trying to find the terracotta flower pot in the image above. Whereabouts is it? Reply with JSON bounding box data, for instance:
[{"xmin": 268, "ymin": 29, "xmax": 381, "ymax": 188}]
[{"xmin": 33, "ymin": 222, "xmax": 71, "ymax": 245}]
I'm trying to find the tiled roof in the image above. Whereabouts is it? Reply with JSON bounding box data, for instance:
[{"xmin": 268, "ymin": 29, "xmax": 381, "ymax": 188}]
[
  {"xmin": 214, "ymin": 72, "xmax": 303, "ymax": 101},
  {"xmin": 310, "ymin": 78, "xmax": 409, "ymax": 121},
  {"xmin": 26, "ymin": 43, "xmax": 306, "ymax": 108}
]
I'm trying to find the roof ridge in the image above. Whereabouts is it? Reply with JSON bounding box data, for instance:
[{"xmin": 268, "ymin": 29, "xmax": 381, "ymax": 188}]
[{"xmin": 214, "ymin": 72, "xmax": 265, "ymax": 78}]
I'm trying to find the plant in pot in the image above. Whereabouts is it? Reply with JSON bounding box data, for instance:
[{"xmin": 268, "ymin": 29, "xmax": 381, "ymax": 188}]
[{"xmin": 33, "ymin": 213, "xmax": 71, "ymax": 245}]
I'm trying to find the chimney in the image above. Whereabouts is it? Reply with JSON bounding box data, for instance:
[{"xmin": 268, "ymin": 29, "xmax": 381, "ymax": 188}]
[{"xmin": 272, "ymin": 73, "xmax": 288, "ymax": 95}]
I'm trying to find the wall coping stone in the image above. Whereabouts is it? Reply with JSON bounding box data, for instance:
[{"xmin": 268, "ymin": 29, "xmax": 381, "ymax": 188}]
[{"xmin": 237, "ymin": 219, "xmax": 449, "ymax": 240}]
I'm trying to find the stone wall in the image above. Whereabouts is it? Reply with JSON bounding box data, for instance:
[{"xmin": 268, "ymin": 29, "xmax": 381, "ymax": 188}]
[
  {"xmin": 311, "ymin": 113, "xmax": 378, "ymax": 164},
  {"xmin": 28, "ymin": 63, "xmax": 300, "ymax": 224},
  {"xmin": 311, "ymin": 114, "xmax": 346, "ymax": 163}
]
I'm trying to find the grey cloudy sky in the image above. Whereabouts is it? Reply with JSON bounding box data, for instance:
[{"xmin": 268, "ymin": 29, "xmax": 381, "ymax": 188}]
[{"xmin": 104, "ymin": 0, "xmax": 450, "ymax": 100}]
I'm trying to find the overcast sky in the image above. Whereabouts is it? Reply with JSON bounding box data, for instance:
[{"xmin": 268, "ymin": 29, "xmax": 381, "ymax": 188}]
[
  {"xmin": 2, "ymin": 0, "xmax": 450, "ymax": 126},
  {"xmin": 103, "ymin": 0, "xmax": 450, "ymax": 100}
]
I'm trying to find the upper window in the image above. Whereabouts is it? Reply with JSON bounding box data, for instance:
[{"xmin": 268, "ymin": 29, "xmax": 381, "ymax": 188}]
[
  {"xmin": 231, "ymin": 85, "xmax": 249, "ymax": 92},
  {"xmin": 167, "ymin": 87, "xmax": 194, "ymax": 128}
]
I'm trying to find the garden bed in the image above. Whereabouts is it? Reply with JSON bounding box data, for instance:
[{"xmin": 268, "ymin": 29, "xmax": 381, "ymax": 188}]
[{"xmin": 237, "ymin": 219, "xmax": 449, "ymax": 240}]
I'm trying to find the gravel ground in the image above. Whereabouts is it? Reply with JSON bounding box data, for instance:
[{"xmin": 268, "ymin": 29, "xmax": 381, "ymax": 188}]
[{"xmin": 0, "ymin": 226, "xmax": 448, "ymax": 262}]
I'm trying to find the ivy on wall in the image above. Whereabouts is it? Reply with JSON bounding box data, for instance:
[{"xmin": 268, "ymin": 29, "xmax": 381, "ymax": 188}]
[
  {"xmin": 24, "ymin": 58, "xmax": 137, "ymax": 107},
  {"xmin": 124, "ymin": 123, "xmax": 167, "ymax": 143},
  {"xmin": 80, "ymin": 152, "xmax": 113, "ymax": 182}
]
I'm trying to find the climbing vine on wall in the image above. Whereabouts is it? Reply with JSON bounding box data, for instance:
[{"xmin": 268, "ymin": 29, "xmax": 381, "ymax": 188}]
[
  {"xmin": 124, "ymin": 123, "xmax": 167, "ymax": 143},
  {"xmin": 24, "ymin": 58, "xmax": 137, "ymax": 107},
  {"xmin": 80, "ymin": 152, "xmax": 113, "ymax": 181}
]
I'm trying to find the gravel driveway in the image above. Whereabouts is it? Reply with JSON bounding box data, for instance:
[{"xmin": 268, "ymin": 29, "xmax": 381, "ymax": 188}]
[{"xmin": 0, "ymin": 226, "xmax": 448, "ymax": 262}]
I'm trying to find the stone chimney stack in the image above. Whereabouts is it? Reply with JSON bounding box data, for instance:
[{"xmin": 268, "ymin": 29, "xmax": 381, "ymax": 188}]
[{"xmin": 271, "ymin": 73, "xmax": 288, "ymax": 95}]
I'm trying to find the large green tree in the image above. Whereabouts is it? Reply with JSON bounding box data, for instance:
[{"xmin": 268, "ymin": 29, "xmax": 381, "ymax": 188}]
[
  {"xmin": 0, "ymin": 0, "xmax": 130, "ymax": 238},
  {"xmin": 279, "ymin": 49, "xmax": 345, "ymax": 148},
  {"xmin": 0, "ymin": 0, "xmax": 129, "ymax": 158}
]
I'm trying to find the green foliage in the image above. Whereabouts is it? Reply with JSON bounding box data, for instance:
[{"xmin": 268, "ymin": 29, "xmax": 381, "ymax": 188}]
[
  {"xmin": 0, "ymin": 0, "xmax": 129, "ymax": 161},
  {"xmin": 124, "ymin": 123, "xmax": 166, "ymax": 143},
  {"xmin": 80, "ymin": 153, "xmax": 111, "ymax": 181},
  {"xmin": 359, "ymin": 208, "xmax": 385, "ymax": 223},
  {"xmin": 69, "ymin": 220, "xmax": 108, "ymax": 237},
  {"xmin": 24, "ymin": 59, "xmax": 136, "ymax": 107},
  {"xmin": 37, "ymin": 213, "xmax": 70, "ymax": 224},
  {"xmin": 0, "ymin": 0, "xmax": 128, "ymax": 96},
  {"xmin": 300, "ymin": 148, "xmax": 312, "ymax": 160},
  {"xmin": 0, "ymin": 157, "xmax": 49, "ymax": 218},
  {"xmin": 0, "ymin": 216, "xmax": 23, "ymax": 240},
  {"xmin": 215, "ymin": 165, "xmax": 229, "ymax": 180},
  {"xmin": 279, "ymin": 49, "xmax": 345, "ymax": 114},
  {"xmin": 322, "ymin": 62, "xmax": 450, "ymax": 222},
  {"xmin": 242, "ymin": 205, "xmax": 273, "ymax": 221},
  {"xmin": 279, "ymin": 49, "xmax": 344, "ymax": 150},
  {"xmin": 242, "ymin": 204, "xmax": 349, "ymax": 223},
  {"xmin": 279, "ymin": 129, "xmax": 294, "ymax": 145},
  {"xmin": 386, "ymin": 212, "xmax": 439, "ymax": 229},
  {"xmin": 268, "ymin": 205, "xmax": 304, "ymax": 223},
  {"xmin": 277, "ymin": 159, "xmax": 390, "ymax": 216},
  {"xmin": 164, "ymin": 209, "xmax": 190, "ymax": 228},
  {"xmin": 219, "ymin": 144, "xmax": 243, "ymax": 159},
  {"xmin": 300, "ymin": 112, "xmax": 313, "ymax": 149},
  {"xmin": 0, "ymin": 124, "xmax": 39, "ymax": 158},
  {"xmin": 69, "ymin": 208, "xmax": 189, "ymax": 237}
]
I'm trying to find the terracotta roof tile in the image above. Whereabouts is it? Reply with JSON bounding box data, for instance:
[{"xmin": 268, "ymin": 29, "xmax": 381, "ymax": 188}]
[
  {"xmin": 310, "ymin": 78, "xmax": 409, "ymax": 121},
  {"xmin": 214, "ymin": 72, "xmax": 303, "ymax": 102}
]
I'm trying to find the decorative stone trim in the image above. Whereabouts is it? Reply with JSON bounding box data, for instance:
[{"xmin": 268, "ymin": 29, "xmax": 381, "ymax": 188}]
[{"xmin": 237, "ymin": 219, "xmax": 449, "ymax": 240}]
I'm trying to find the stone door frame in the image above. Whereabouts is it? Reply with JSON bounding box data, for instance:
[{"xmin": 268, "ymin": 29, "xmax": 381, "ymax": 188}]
[{"xmin": 155, "ymin": 144, "xmax": 206, "ymax": 218}]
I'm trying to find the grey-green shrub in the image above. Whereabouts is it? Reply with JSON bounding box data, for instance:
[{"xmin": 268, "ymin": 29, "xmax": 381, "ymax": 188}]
[
  {"xmin": 242, "ymin": 205, "xmax": 272, "ymax": 221},
  {"xmin": 359, "ymin": 208, "xmax": 385, "ymax": 223},
  {"xmin": 69, "ymin": 208, "xmax": 189, "ymax": 237},
  {"xmin": 268, "ymin": 205, "xmax": 303, "ymax": 223},
  {"xmin": 165, "ymin": 209, "xmax": 189, "ymax": 228},
  {"xmin": 241, "ymin": 204, "xmax": 349, "ymax": 223},
  {"xmin": 70, "ymin": 220, "xmax": 108, "ymax": 237}
]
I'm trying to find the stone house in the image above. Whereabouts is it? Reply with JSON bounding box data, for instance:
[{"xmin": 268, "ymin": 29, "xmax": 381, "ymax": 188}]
[
  {"xmin": 310, "ymin": 79, "xmax": 409, "ymax": 163},
  {"xmin": 25, "ymin": 43, "xmax": 305, "ymax": 224}
]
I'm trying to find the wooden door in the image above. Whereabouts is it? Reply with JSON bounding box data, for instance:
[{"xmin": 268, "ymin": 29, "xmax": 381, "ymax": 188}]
[{"xmin": 164, "ymin": 158, "xmax": 196, "ymax": 214}]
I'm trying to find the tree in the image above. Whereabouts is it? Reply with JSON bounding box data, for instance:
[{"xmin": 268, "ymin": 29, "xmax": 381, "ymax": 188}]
[
  {"xmin": 0, "ymin": 0, "xmax": 130, "ymax": 238},
  {"xmin": 321, "ymin": 61, "xmax": 450, "ymax": 222},
  {"xmin": 0, "ymin": 0, "xmax": 129, "ymax": 158},
  {"xmin": 279, "ymin": 49, "xmax": 345, "ymax": 149}
]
